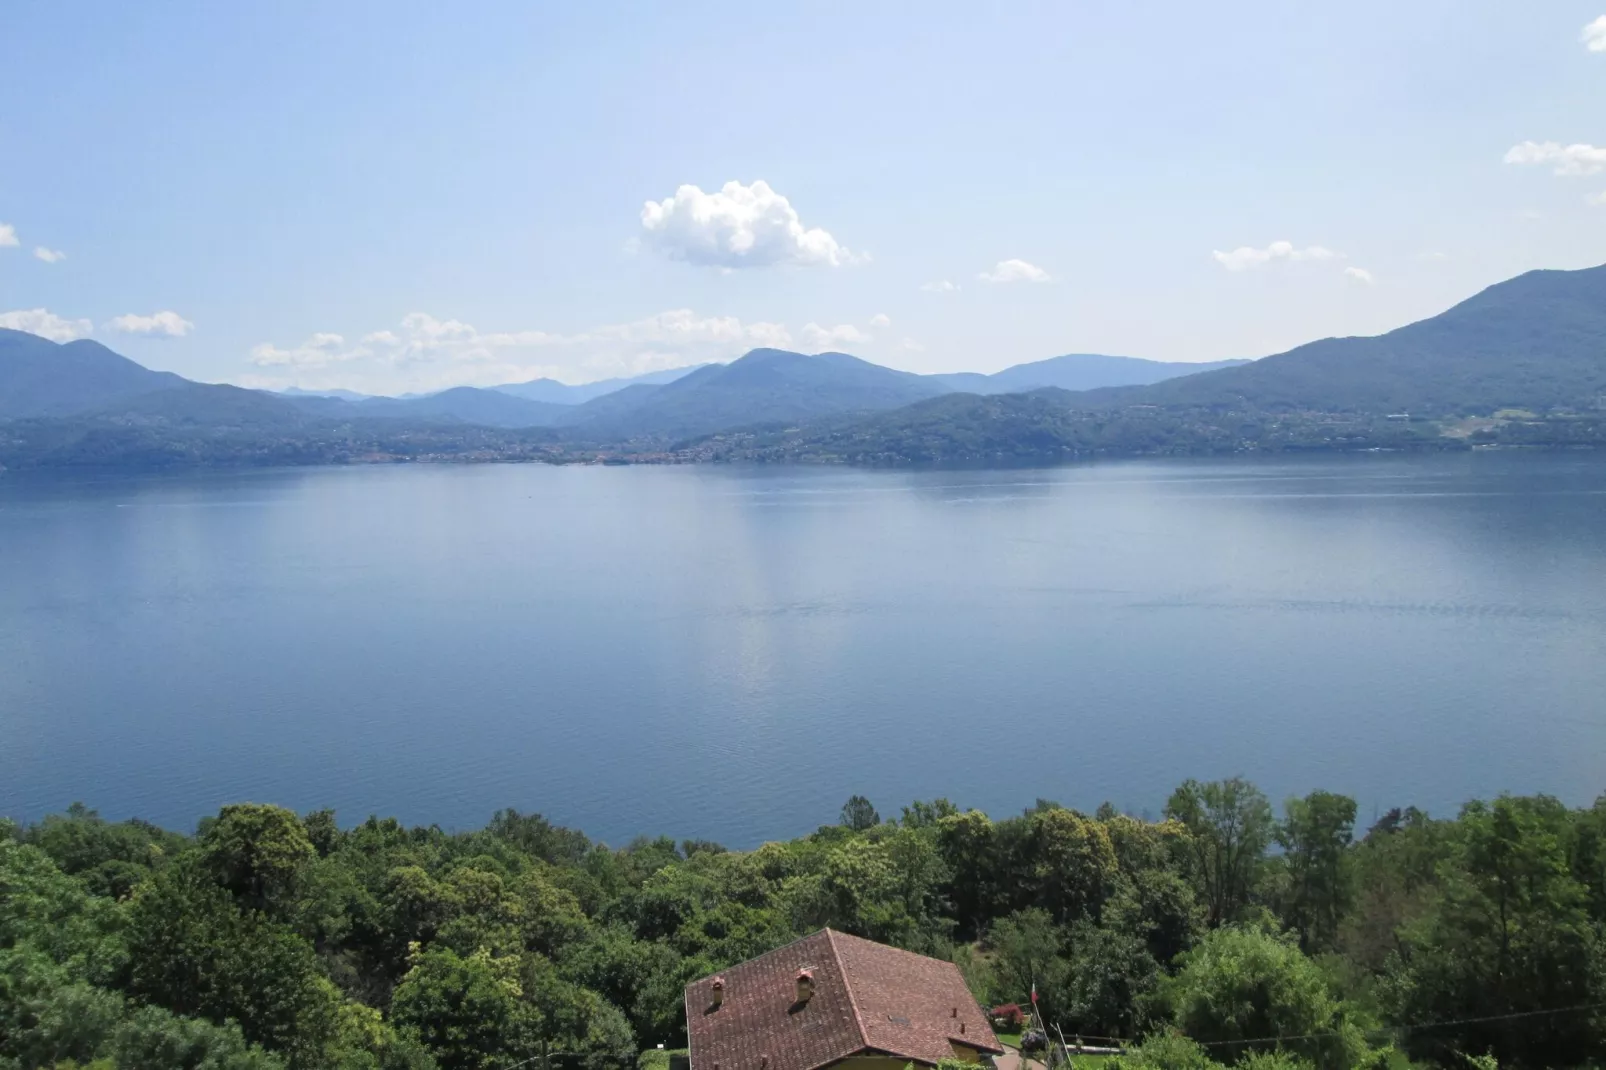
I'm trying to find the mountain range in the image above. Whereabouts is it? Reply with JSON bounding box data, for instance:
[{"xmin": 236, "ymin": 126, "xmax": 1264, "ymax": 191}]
[
  {"xmin": 3, "ymin": 261, "xmax": 1604, "ymax": 469},
  {"xmin": 268, "ymin": 351, "xmax": 1251, "ymax": 431}
]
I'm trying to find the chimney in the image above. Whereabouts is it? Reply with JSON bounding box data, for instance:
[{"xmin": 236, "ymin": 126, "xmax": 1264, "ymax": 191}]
[
  {"xmin": 796, "ymin": 968, "xmax": 815, "ymax": 1003},
  {"xmin": 711, "ymin": 977, "xmax": 725, "ymax": 1009}
]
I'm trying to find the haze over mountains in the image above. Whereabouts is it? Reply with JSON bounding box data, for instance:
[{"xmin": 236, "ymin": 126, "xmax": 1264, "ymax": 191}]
[
  {"xmin": 268, "ymin": 351, "xmax": 1251, "ymax": 431},
  {"xmin": 2, "ymin": 262, "xmax": 1604, "ymax": 469}
]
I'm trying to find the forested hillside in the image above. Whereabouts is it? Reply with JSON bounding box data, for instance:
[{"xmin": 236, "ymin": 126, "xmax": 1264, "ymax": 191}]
[{"xmin": 3, "ymin": 784, "xmax": 1604, "ymax": 1070}]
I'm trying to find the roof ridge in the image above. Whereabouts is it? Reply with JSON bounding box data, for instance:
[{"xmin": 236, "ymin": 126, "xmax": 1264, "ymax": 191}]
[
  {"xmin": 823, "ymin": 928, "xmax": 871, "ymax": 1052},
  {"xmin": 688, "ymin": 928, "xmax": 829, "ymax": 986}
]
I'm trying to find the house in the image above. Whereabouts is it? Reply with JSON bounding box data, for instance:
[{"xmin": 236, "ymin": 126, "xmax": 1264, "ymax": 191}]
[{"xmin": 685, "ymin": 929, "xmax": 1003, "ymax": 1070}]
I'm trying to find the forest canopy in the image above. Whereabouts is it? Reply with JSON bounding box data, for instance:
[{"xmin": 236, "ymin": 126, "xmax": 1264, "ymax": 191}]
[{"xmin": 3, "ymin": 782, "xmax": 1605, "ymax": 1070}]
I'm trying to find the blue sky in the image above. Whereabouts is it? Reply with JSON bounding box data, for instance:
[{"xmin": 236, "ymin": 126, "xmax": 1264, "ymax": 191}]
[{"xmin": 2, "ymin": 2, "xmax": 1604, "ymax": 394}]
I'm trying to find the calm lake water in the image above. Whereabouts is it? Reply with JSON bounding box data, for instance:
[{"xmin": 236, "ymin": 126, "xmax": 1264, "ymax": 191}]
[{"xmin": 3, "ymin": 453, "xmax": 1604, "ymax": 846}]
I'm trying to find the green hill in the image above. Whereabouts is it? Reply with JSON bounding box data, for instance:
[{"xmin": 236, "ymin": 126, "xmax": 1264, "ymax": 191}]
[
  {"xmin": 932, "ymin": 354, "xmax": 1250, "ymax": 394},
  {"xmin": 0, "ymin": 329, "xmax": 187, "ymax": 419},
  {"xmin": 573, "ymin": 348, "xmax": 950, "ymax": 439},
  {"xmin": 1089, "ymin": 263, "xmax": 1606, "ymax": 415}
]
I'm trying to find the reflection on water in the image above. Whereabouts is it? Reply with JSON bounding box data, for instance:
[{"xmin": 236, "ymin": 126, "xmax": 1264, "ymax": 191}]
[{"xmin": 2, "ymin": 451, "xmax": 1604, "ymax": 845}]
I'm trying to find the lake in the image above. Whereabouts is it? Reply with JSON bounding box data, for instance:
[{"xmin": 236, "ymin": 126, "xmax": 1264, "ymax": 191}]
[{"xmin": 2, "ymin": 452, "xmax": 1604, "ymax": 846}]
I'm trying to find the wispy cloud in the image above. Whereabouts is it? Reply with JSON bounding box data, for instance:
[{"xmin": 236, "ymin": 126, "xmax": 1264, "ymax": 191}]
[
  {"xmin": 0, "ymin": 224, "xmax": 17, "ymax": 248},
  {"xmin": 1212, "ymin": 241, "xmax": 1339, "ymax": 272},
  {"xmin": 921, "ymin": 280, "xmax": 959, "ymax": 293},
  {"xmin": 246, "ymin": 309, "xmax": 801, "ymax": 393},
  {"xmin": 977, "ymin": 258, "xmax": 1051, "ymax": 284},
  {"xmin": 801, "ymin": 322, "xmax": 872, "ymax": 351},
  {"xmin": 33, "ymin": 247, "xmax": 66, "ymax": 263},
  {"xmin": 1344, "ymin": 267, "xmax": 1376, "ymax": 285},
  {"xmin": 108, "ymin": 310, "xmax": 194, "ymax": 337}
]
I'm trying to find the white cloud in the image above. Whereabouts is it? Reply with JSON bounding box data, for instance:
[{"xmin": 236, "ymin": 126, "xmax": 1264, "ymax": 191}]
[
  {"xmin": 1588, "ymin": 191, "xmax": 1606, "ymax": 206},
  {"xmin": 108, "ymin": 310, "xmax": 194, "ymax": 337},
  {"xmin": 1416, "ymin": 250, "xmax": 1450, "ymax": 261},
  {"xmin": 1503, "ymin": 140, "xmax": 1606, "ymax": 177},
  {"xmin": 899, "ymin": 337, "xmax": 926, "ymax": 352},
  {"xmin": 869, "ymin": 313, "xmax": 891, "ymax": 328},
  {"xmin": 921, "ymin": 279, "xmax": 959, "ymax": 293},
  {"xmin": 33, "ymin": 246, "xmax": 65, "ymax": 263},
  {"xmin": 250, "ymin": 332, "xmax": 370, "ymax": 368},
  {"xmin": 0, "ymin": 224, "xmax": 16, "ymax": 247},
  {"xmin": 801, "ymin": 322, "xmax": 871, "ymax": 351},
  {"xmin": 1583, "ymin": 15, "xmax": 1606, "ymax": 52},
  {"xmin": 639, "ymin": 180, "xmax": 860, "ymax": 268},
  {"xmin": 0, "ymin": 308, "xmax": 93, "ymax": 342},
  {"xmin": 1212, "ymin": 241, "xmax": 1339, "ymax": 272},
  {"xmin": 978, "ymin": 258, "xmax": 1051, "ymax": 283},
  {"xmin": 1344, "ymin": 267, "xmax": 1376, "ymax": 285}
]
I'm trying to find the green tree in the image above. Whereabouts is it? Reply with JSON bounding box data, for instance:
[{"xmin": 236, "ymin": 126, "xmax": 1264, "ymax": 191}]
[
  {"xmin": 1025, "ymin": 808, "xmax": 1119, "ymax": 925},
  {"xmin": 390, "ymin": 946, "xmax": 526, "ymax": 1070},
  {"xmin": 1386, "ymin": 795, "xmax": 1605, "ymax": 1067},
  {"xmin": 986, "ymin": 909, "xmax": 1070, "ymax": 1021},
  {"xmin": 112, "ymin": 1004, "xmax": 287, "ymax": 1070},
  {"xmin": 1275, "ymin": 791, "xmax": 1356, "ymax": 954},
  {"xmin": 900, "ymin": 799, "xmax": 960, "ymax": 828},
  {"xmin": 840, "ymin": 796, "xmax": 881, "ymax": 832},
  {"xmin": 1062, "ymin": 920, "xmax": 1162, "ymax": 1040},
  {"xmin": 1165, "ymin": 779, "xmax": 1274, "ymax": 927},
  {"xmin": 201, "ymin": 804, "xmax": 318, "ymax": 915},
  {"xmin": 124, "ymin": 862, "xmax": 340, "ymax": 1068},
  {"xmin": 936, "ymin": 810, "xmax": 996, "ymax": 938},
  {"xmin": 0, "ymin": 950, "xmax": 123, "ymax": 1069},
  {"xmin": 1162, "ymin": 925, "xmax": 1376, "ymax": 1070}
]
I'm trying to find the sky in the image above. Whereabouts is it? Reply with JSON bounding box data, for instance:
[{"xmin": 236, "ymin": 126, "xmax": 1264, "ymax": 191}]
[{"xmin": 1, "ymin": 2, "xmax": 1604, "ymax": 395}]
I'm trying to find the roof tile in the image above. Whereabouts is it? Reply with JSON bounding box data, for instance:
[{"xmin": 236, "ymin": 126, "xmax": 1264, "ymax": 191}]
[{"xmin": 686, "ymin": 929, "xmax": 1001, "ymax": 1070}]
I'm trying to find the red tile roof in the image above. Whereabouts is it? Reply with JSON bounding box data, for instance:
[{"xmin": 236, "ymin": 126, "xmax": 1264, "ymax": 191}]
[{"xmin": 686, "ymin": 929, "xmax": 1002, "ymax": 1070}]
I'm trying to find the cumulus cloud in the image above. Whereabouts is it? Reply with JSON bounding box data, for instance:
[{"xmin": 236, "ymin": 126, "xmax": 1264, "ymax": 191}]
[
  {"xmin": 639, "ymin": 180, "xmax": 860, "ymax": 268},
  {"xmin": 247, "ymin": 309, "xmax": 798, "ymax": 393},
  {"xmin": 978, "ymin": 259, "xmax": 1051, "ymax": 283},
  {"xmin": 0, "ymin": 308, "xmax": 93, "ymax": 342},
  {"xmin": 869, "ymin": 313, "xmax": 891, "ymax": 328},
  {"xmin": 1344, "ymin": 267, "xmax": 1376, "ymax": 285},
  {"xmin": 921, "ymin": 280, "xmax": 959, "ymax": 293},
  {"xmin": 108, "ymin": 310, "xmax": 194, "ymax": 337},
  {"xmin": 801, "ymin": 323, "xmax": 871, "ymax": 351},
  {"xmin": 1503, "ymin": 140, "xmax": 1606, "ymax": 177},
  {"xmin": 1584, "ymin": 15, "xmax": 1606, "ymax": 51},
  {"xmin": 0, "ymin": 224, "xmax": 16, "ymax": 247},
  {"xmin": 1212, "ymin": 241, "xmax": 1339, "ymax": 272},
  {"xmin": 34, "ymin": 246, "xmax": 65, "ymax": 263}
]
